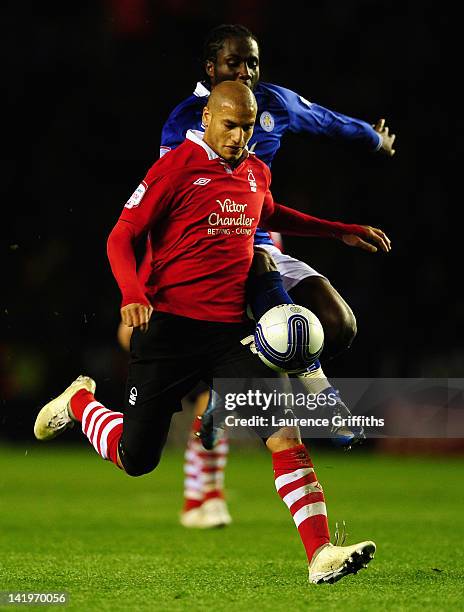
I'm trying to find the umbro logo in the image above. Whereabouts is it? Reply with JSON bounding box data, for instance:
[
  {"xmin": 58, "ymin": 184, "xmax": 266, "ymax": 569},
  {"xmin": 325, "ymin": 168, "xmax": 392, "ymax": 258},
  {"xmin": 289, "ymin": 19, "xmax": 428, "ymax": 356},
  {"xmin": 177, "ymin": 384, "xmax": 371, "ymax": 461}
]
[{"xmin": 193, "ymin": 177, "xmax": 211, "ymax": 186}]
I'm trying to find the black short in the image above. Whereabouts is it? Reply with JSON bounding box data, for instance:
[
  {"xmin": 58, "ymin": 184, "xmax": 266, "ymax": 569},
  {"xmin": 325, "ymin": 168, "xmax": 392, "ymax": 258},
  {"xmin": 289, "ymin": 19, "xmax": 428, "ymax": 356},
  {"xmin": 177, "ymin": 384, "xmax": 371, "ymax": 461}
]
[
  {"xmin": 185, "ymin": 382, "xmax": 210, "ymax": 403},
  {"xmin": 118, "ymin": 311, "xmax": 279, "ymax": 475}
]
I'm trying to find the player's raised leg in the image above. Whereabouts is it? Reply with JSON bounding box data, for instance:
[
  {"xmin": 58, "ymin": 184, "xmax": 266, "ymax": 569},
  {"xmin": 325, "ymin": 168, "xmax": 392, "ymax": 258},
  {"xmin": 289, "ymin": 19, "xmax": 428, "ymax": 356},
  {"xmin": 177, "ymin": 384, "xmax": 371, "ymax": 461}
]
[
  {"xmin": 254, "ymin": 244, "xmax": 365, "ymax": 448},
  {"xmin": 290, "ymin": 275, "xmax": 365, "ymax": 447},
  {"xmin": 35, "ymin": 314, "xmax": 203, "ymax": 476},
  {"xmin": 289, "ymin": 275, "xmax": 356, "ymax": 360},
  {"xmin": 34, "ymin": 375, "xmax": 125, "ymax": 470},
  {"xmin": 34, "ymin": 371, "xmax": 178, "ymax": 476}
]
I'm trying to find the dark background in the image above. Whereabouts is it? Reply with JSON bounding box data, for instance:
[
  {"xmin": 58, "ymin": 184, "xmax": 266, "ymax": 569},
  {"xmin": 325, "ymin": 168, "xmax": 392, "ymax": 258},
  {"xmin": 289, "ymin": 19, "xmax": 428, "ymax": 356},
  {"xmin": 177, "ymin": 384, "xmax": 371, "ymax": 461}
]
[{"xmin": 1, "ymin": 0, "xmax": 450, "ymax": 440}]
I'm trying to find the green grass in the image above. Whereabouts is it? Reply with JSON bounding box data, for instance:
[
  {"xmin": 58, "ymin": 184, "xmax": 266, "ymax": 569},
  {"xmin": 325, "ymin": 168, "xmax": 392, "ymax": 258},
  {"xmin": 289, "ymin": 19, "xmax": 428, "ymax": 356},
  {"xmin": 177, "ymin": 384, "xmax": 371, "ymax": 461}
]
[{"xmin": 0, "ymin": 443, "xmax": 463, "ymax": 611}]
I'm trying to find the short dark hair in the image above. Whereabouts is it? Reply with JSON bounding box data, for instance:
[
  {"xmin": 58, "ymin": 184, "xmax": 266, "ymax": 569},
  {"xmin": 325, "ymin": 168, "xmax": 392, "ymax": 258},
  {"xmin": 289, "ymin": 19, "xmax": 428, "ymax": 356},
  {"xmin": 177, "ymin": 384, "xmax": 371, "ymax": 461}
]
[{"xmin": 202, "ymin": 24, "xmax": 259, "ymax": 64}]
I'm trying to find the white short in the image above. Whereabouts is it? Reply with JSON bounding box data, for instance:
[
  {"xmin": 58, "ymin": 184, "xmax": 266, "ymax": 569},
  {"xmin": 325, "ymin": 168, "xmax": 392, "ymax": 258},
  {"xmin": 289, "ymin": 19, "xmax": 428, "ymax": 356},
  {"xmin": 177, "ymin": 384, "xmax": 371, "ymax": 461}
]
[{"xmin": 258, "ymin": 244, "xmax": 325, "ymax": 292}]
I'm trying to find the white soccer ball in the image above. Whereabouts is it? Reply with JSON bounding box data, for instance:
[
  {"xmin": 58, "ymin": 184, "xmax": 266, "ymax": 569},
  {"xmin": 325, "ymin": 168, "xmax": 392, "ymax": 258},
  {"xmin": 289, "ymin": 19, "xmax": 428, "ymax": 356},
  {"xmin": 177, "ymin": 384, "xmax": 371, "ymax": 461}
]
[{"xmin": 254, "ymin": 304, "xmax": 324, "ymax": 374}]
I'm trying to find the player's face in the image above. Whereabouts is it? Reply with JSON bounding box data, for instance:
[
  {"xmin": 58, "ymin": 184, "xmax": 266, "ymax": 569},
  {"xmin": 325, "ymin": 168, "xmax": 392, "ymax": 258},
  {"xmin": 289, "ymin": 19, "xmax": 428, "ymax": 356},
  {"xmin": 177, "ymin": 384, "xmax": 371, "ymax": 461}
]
[
  {"xmin": 206, "ymin": 37, "xmax": 260, "ymax": 90},
  {"xmin": 203, "ymin": 104, "xmax": 256, "ymax": 163}
]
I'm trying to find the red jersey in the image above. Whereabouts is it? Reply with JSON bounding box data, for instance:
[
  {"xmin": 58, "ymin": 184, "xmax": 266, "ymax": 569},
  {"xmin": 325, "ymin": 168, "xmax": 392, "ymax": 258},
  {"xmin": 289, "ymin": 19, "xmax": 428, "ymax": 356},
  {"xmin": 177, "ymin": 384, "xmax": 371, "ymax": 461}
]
[{"xmin": 107, "ymin": 130, "xmax": 367, "ymax": 323}]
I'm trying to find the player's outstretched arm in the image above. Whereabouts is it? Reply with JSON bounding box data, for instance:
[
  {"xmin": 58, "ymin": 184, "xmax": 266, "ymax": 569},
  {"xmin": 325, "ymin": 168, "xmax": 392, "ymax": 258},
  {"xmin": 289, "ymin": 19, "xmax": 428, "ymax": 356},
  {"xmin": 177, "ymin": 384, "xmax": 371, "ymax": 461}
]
[
  {"xmin": 259, "ymin": 195, "xmax": 391, "ymax": 254},
  {"xmin": 373, "ymin": 118, "xmax": 396, "ymax": 157},
  {"xmin": 275, "ymin": 85, "xmax": 396, "ymax": 155},
  {"xmin": 341, "ymin": 226, "xmax": 391, "ymax": 253}
]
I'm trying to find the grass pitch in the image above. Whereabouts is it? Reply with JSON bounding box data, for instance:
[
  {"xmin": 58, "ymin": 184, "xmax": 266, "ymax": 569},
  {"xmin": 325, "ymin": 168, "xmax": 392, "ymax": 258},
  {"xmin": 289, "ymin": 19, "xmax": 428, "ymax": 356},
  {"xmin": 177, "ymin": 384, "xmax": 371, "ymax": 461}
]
[{"xmin": 0, "ymin": 442, "xmax": 463, "ymax": 611}]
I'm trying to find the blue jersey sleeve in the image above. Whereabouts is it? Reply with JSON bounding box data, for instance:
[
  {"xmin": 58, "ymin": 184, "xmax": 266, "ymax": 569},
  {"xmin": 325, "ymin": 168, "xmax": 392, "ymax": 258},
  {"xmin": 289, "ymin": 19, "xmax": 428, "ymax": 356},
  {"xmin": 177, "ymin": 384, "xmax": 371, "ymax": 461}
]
[
  {"xmin": 160, "ymin": 95, "xmax": 205, "ymax": 155},
  {"xmin": 266, "ymin": 83, "xmax": 382, "ymax": 152}
]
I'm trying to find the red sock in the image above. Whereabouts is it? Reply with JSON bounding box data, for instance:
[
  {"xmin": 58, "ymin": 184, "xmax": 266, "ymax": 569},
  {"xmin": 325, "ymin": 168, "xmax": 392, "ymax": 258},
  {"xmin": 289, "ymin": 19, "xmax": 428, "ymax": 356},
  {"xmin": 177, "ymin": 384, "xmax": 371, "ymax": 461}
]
[
  {"xmin": 70, "ymin": 389, "xmax": 95, "ymax": 422},
  {"xmin": 202, "ymin": 435, "xmax": 228, "ymax": 502},
  {"xmin": 183, "ymin": 418, "xmax": 205, "ymax": 512},
  {"xmin": 182, "ymin": 417, "xmax": 229, "ymax": 512},
  {"xmin": 273, "ymin": 444, "xmax": 330, "ymax": 562},
  {"xmin": 71, "ymin": 389, "xmax": 123, "ymax": 468}
]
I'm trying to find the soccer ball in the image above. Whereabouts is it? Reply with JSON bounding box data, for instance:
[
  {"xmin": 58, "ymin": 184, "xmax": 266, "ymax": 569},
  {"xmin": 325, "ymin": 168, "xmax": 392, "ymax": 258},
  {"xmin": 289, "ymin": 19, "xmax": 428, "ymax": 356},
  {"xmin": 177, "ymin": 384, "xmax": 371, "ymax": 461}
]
[{"xmin": 254, "ymin": 304, "xmax": 324, "ymax": 374}]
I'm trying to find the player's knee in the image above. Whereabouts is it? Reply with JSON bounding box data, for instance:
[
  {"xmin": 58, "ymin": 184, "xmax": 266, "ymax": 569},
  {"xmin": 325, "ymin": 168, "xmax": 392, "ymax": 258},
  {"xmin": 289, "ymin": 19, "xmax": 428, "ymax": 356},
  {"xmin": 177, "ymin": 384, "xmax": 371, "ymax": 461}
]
[
  {"xmin": 250, "ymin": 247, "xmax": 278, "ymax": 276},
  {"xmin": 339, "ymin": 308, "xmax": 357, "ymax": 349},
  {"xmin": 324, "ymin": 307, "xmax": 357, "ymax": 356},
  {"xmin": 123, "ymin": 457, "xmax": 161, "ymax": 477},
  {"xmin": 119, "ymin": 445, "xmax": 162, "ymax": 477}
]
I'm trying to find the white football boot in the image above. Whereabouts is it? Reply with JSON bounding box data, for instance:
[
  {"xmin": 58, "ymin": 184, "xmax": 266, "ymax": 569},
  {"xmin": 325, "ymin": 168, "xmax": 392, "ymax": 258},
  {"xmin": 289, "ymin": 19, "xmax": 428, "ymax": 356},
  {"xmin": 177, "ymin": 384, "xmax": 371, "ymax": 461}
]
[
  {"xmin": 34, "ymin": 375, "xmax": 96, "ymax": 441},
  {"xmin": 308, "ymin": 541, "xmax": 376, "ymax": 585},
  {"xmin": 180, "ymin": 499, "xmax": 232, "ymax": 529},
  {"xmin": 201, "ymin": 498, "xmax": 232, "ymax": 528},
  {"xmin": 179, "ymin": 506, "xmax": 206, "ymax": 529}
]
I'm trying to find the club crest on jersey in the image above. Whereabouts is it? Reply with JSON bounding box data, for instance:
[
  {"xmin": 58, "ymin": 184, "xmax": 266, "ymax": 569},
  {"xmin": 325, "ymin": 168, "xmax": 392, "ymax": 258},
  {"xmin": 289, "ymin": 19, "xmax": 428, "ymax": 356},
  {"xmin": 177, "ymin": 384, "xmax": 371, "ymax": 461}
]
[
  {"xmin": 125, "ymin": 182, "xmax": 147, "ymax": 209},
  {"xmin": 128, "ymin": 386, "xmax": 138, "ymax": 406},
  {"xmin": 248, "ymin": 169, "xmax": 257, "ymax": 192},
  {"xmin": 260, "ymin": 111, "xmax": 275, "ymax": 132},
  {"xmin": 193, "ymin": 177, "xmax": 211, "ymax": 186}
]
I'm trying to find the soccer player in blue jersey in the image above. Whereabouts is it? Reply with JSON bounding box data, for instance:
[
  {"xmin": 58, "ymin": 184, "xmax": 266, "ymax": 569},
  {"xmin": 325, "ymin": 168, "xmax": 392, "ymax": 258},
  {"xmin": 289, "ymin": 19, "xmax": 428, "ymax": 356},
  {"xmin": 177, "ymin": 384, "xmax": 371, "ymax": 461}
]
[{"xmin": 158, "ymin": 24, "xmax": 396, "ymax": 528}]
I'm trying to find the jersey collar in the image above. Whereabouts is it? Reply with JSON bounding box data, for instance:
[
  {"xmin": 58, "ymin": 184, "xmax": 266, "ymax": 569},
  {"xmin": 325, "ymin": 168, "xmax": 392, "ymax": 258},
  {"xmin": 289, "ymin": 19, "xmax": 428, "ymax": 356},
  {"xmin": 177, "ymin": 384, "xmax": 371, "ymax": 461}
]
[
  {"xmin": 193, "ymin": 80, "xmax": 265, "ymax": 98},
  {"xmin": 193, "ymin": 81, "xmax": 211, "ymax": 97},
  {"xmin": 186, "ymin": 129, "xmax": 219, "ymax": 159}
]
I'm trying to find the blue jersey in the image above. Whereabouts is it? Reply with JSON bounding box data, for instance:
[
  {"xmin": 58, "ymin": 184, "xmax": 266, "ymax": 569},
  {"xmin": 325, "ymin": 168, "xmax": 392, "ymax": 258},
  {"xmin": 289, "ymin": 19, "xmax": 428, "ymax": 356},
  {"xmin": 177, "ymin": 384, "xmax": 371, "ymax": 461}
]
[{"xmin": 160, "ymin": 81, "xmax": 382, "ymax": 246}]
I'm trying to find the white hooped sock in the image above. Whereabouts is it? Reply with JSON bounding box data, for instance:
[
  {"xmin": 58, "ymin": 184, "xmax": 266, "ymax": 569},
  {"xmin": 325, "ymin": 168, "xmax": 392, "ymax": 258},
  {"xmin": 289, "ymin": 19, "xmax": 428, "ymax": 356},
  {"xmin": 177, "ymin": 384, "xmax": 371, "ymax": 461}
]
[{"xmin": 297, "ymin": 363, "xmax": 331, "ymax": 395}]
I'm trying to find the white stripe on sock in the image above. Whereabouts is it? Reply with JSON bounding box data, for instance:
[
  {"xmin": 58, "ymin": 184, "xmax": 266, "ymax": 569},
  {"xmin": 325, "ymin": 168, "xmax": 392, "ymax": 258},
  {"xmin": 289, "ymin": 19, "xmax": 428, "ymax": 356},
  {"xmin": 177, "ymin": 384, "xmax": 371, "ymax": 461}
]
[
  {"xmin": 292, "ymin": 502, "xmax": 327, "ymax": 528},
  {"xmin": 100, "ymin": 417, "xmax": 123, "ymax": 459},
  {"xmin": 90, "ymin": 412, "xmax": 114, "ymax": 452},
  {"xmin": 275, "ymin": 467, "xmax": 314, "ymax": 492},
  {"xmin": 200, "ymin": 457, "xmax": 227, "ymax": 469},
  {"xmin": 203, "ymin": 480, "xmax": 224, "ymax": 493},
  {"xmin": 82, "ymin": 402, "xmax": 105, "ymax": 430},
  {"xmin": 282, "ymin": 482, "xmax": 322, "ymax": 509},
  {"xmin": 83, "ymin": 407, "xmax": 109, "ymax": 438},
  {"xmin": 203, "ymin": 470, "xmax": 224, "ymax": 482},
  {"xmin": 185, "ymin": 449, "xmax": 201, "ymax": 463},
  {"xmin": 185, "ymin": 464, "xmax": 200, "ymax": 476},
  {"xmin": 185, "ymin": 477, "xmax": 203, "ymax": 493},
  {"xmin": 297, "ymin": 367, "xmax": 330, "ymax": 395}
]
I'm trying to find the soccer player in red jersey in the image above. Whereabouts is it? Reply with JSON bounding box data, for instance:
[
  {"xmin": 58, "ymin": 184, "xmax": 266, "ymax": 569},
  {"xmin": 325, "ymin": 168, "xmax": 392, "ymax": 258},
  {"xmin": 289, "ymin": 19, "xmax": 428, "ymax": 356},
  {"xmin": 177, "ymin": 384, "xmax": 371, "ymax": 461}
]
[
  {"xmin": 35, "ymin": 81, "xmax": 389, "ymax": 584},
  {"xmin": 160, "ymin": 24, "xmax": 397, "ymax": 529}
]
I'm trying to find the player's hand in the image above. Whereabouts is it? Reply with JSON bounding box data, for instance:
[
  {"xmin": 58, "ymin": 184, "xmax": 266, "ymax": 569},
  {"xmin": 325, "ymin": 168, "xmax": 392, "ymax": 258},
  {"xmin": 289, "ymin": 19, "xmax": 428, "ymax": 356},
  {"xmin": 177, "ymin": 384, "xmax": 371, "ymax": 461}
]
[
  {"xmin": 120, "ymin": 303, "xmax": 153, "ymax": 332},
  {"xmin": 342, "ymin": 226, "xmax": 391, "ymax": 253},
  {"xmin": 373, "ymin": 118, "xmax": 396, "ymax": 157}
]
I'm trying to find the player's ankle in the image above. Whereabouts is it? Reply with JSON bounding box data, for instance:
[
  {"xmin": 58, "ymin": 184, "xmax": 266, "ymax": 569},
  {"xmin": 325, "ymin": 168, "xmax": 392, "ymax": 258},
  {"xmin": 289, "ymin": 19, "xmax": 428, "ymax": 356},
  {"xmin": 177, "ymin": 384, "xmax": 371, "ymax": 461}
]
[
  {"xmin": 310, "ymin": 542, "xmax": 332, "ymax": 565},
  {"xmin": 183, "ymin": 498, "xmax": 203, "ymax": 512},
  {"xmin": 204, "ymin": 490, "xmax": 224, "ymax": 501},
  {"xmin": 69, "ymin": 389, "xmax": 95, "ymax": 422}
]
